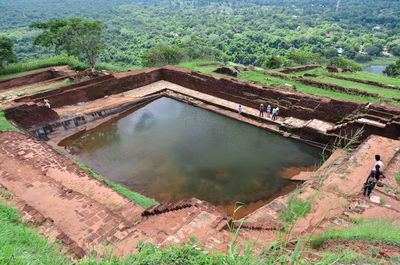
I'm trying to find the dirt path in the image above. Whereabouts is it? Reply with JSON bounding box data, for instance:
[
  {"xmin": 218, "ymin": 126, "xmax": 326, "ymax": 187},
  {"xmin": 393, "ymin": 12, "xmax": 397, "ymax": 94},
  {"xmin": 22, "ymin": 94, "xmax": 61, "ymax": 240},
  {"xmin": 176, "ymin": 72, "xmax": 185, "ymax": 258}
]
[{"xmin": 292, "ymin": 135, "xmax": 400, "ymax": 237}]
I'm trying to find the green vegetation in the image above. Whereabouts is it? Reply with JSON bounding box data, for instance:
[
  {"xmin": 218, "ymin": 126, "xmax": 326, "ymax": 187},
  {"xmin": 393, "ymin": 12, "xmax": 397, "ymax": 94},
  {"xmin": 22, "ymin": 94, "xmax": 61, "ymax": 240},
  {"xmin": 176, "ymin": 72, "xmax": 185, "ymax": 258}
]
[
  {"xmin": 0, "ymin": 37, "xmax": 17, "ymax": 68},
  {"xmin": 0, "ymin": 200, "xmax": 70, "ymax": 264},
  {"xmin": 279, "ymin": 188, "xmax": 312, "ymax": 224},
  {"xmin": 2, "ymin": 0, "xmax": 400, "ymax": 67},
  {"xmin": 0, "ymin": 111, "xmax": 19, "ymax": 132},
  {"xmin": 328, "ymin": 57, "xmax": 362, "ymax": 71},
  {"xmin": 320, "ymin": 247, "xmax": 380, "ymax": 264},
  {"xmin": 384, "ymin": 59, "xmax": 400, "ymax": 77},
  {"xmin": 395, "ymin": 172, "xmax": 400, "ymax": 186},
  {"xmin": 310, "ymin": 219, "xmax": 400, "ymax": 249},
  {"xmin": 0, "ymin": 55, "xmax": 80, "ymax": 76},
  {"xmin": 179, "ymin": 60, "xmax": 400, "ymax": 107},
  {"xmin": 0, "ymin": 55, "xmax": 128, "ymax": 78},
  {"xmin": 70, "ymin": 158, "xmax": 158, "ymax": 208},
  {"xmin": 307, "ymin": 75, "xmax": 400, "ymax": 99},
  {"xmin": 142, "ymin": 45, "xmax": 184, "ymax": 67},
  {"xmin": 0, "ymin": 68, "xmax": 45, "ymax": 80},
  {"xmin": 31, "ymin": 18, "xmax": 104, "ymax": 71}
]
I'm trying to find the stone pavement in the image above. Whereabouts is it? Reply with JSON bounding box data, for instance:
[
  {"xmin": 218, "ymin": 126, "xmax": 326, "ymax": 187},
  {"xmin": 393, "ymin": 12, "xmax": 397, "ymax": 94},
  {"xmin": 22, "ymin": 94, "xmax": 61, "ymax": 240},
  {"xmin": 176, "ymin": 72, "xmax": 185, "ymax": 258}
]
[{"xmin": 0, "ymin": 131, "xmax": 278, "ymax": 258}]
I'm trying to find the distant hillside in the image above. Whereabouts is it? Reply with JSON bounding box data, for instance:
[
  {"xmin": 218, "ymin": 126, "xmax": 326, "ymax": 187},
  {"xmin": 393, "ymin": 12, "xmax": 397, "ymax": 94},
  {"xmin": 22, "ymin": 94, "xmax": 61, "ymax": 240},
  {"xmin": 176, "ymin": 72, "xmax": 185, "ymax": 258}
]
[{"xmin": 1, "ymin": 0, "xmax": 400, "ymax": 67}]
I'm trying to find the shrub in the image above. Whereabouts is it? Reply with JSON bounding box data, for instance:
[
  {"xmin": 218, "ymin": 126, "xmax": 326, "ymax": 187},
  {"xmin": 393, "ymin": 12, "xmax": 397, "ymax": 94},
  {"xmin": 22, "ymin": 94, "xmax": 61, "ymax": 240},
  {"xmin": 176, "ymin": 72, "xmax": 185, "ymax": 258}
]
[
  {"xmin": 328, "ymin": 57, "xmax": 362, "ymax": 71},
  {"xmin": 383, "ymin": 59, "xmax": 400, "ymax": 77},
  {"xmin": 263, "ymin": 55, "xmax": 288, "ymax": 69},
  {"xmin": 142, "ymin": 45, "xmax": 184, "ymax": 67},
  {"xmin": 288, "ymin": 51, "xmax": 322, "ymax": 65},
  {"xmin": 354, "ymin": 53, "xmax": 372, "ymax": 63}
]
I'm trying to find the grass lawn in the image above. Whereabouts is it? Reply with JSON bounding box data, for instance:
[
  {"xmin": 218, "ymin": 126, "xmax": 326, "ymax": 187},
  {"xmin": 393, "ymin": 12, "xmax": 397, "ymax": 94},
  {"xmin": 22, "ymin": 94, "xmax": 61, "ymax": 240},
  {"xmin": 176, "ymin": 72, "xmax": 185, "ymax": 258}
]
[
  {"xmin": 177, "ymin": 61, "xmax": 400, "ymax": 106},
  {"xmin": 0, "ymin": 200, "xmax": 71, "ymax": 264},
  {"xmin": 310, "ymin": 219, "xmax": 400, "ymax": 249},
  {"xmin": 177, "ymin": 60, "xmax": 223, "ymax": 74},
  {"xmin": 307, "ymin": 75, "xmax": 400, "ymax": 99},
  {"xmin": 301, "ymin": 67, "xmax": 400, "ymax": 87},
  {"xmin": 0, "ymin": 68, "xmax": 45, "ymax": 80},
  {"xmin": 0, "ymin": 111, "xmax": 19, "ymax": 132}
]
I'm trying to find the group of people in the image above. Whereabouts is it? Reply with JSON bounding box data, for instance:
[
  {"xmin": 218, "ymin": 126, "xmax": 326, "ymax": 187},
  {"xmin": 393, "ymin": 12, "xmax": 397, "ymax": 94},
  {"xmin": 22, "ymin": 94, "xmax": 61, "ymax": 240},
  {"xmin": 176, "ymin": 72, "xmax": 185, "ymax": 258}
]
[
  {"xmin": 238, "ymin": 103, "xmax": 280, "ymax": 121},
  {"xmin": 363, "ymin": 155, "xmax": 386, "ymax": 197},
  {"xmin": 259, "ymin": 104, "xmax": 279, "ymax": 120}
]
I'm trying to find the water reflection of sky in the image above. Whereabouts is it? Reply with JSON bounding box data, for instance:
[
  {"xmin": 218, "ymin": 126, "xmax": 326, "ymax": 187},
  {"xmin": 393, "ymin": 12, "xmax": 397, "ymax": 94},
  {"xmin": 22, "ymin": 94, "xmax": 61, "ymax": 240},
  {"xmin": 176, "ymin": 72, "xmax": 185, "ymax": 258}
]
[{"xmin": 61, "ymin": 97, "xmax": 322, "ymax": 209}]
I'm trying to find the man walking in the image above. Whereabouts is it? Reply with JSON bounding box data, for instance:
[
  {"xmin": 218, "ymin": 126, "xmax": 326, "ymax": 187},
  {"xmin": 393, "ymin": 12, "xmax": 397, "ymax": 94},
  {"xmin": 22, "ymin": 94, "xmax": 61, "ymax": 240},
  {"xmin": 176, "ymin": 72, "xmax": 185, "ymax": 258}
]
[
  {"xmin": 363, "ymin": 164, "xmax": 386, "ymax": 197},
  {"xmin": 259, "ymin": 104, "xmax": 264, "ymax": 117}
]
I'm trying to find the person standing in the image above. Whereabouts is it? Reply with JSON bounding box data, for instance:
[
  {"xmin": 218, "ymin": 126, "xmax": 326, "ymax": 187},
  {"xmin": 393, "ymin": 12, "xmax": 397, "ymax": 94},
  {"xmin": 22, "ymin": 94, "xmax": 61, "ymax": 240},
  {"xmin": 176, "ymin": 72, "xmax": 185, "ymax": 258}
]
[
  {"xmin": 363, "ymin": 164, "xmax": 386, "ymax": 197},
  {"xmin": 238, "ymin": 105, "xmax": 242, "ymax": 115},
  {"xmin": 259, "ymin": 104, "xmax": 264, "ymax": 117},
  {"xmin": 44, "ymin": 99, "xmax": 50, "ymax": 108},
  {"xmin": 373, "ymin": 155, "xmax": 384, "ymax": 171},
  {"xmin": 272, "ymin": 108, "xmax": 277, "ymax": 121},
  {"xmin": 267, "ymin": 105, "xmax": 271, "ymax": 118}
]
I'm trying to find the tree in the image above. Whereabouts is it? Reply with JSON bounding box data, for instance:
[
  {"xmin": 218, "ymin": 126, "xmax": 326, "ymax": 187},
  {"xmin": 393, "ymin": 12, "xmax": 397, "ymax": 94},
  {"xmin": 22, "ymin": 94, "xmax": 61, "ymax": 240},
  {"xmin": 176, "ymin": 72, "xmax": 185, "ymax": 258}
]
[
  {"xmin": 324, "ymin": 48, "xmax": 338, "ymax": 59},
  {"xmin": 0, "ymin": 37, "xmax": 17, "ymax": 68},
  {"xmin": 383, "ymin": 59, "xmax": 400, "ymax": 77},
  {"xmin": 31, "ymin": 18, "xmax": 103, "ymax": 71},
  {"xmin": 142, "ymin": 45, "xmax": 184, "ymax": 67},
  {"xmin": 30, "ymin": 19, "xmax": 68, "ymax": 55},
  {"xmin": 389, "ymin": 45, "xmax": 400, "ymax": 56},
  {"xmin": 365, "ymin": 45, "xmax": 381, "ymax": 57}
]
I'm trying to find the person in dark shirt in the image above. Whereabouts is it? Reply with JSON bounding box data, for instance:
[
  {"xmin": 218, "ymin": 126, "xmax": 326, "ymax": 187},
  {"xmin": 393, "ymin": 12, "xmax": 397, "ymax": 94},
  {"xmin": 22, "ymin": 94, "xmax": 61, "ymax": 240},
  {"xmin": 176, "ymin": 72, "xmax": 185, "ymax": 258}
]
[
  {"xmin": 363, "ymin": 164, "xmax": 386, "ymax": 197},
  {"xmin": 259, "ymin": 104, "xmax": 264, "ymax": 117}
]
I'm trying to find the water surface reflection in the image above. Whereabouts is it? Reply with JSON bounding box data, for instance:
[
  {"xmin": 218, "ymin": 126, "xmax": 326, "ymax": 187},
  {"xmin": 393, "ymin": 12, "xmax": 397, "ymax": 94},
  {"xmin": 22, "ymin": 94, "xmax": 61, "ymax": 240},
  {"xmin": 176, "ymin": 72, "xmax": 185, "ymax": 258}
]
[{"xmin": 61, "ymin": 97, "xmax": 322, "ymax": 216}]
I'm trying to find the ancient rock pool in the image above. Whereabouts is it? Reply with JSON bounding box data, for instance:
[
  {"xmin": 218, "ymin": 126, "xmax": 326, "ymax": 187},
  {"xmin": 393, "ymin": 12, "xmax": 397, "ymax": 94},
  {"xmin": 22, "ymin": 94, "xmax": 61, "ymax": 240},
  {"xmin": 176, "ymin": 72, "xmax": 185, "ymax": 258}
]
[{"xmin": 60, "ymin": 97, "xmax": 322, "ymax": 216}]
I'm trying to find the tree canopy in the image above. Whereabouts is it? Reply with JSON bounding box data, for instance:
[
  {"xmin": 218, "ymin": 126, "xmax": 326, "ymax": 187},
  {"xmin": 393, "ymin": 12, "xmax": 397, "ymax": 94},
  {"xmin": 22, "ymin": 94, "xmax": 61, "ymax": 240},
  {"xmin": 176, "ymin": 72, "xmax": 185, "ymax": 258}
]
[
  {"xmin": 30, "ymin": 18, "xmax": 103, "ymax": 71},
  {"xmin": 384, "ymin": 59, "xmax": 400, "ymax": 77},
  {"xmin": 0, "ymin": 0, "xmax": 399, "ymax": 68},
  {"xmin": 0, "ymin": 37, "xmax": 17, "ymax": 68}
]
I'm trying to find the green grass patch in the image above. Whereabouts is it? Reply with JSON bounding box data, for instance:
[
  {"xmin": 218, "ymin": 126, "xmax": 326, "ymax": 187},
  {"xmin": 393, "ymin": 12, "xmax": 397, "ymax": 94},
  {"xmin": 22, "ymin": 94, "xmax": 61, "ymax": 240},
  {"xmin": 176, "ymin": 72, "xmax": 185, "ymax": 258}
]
[
  {"xmin": 300, "ymin": 66, "xmax": 400, "ymax": 87},
  {"xmin": 0, "ymin": 111, "xmax": 19, "ymax": 132},
  {"xmin": 71, "ymin": 159, "xmax": 158, "ymax": 208},
  {"xmin": 320, "ymin": 247, "xmax": 381, "ymax": 265},
  {"xmin": 0, "ymin": 200, "xmax": 71, "ymax": 264},
  {"xmin": 0, "ymin": 55, "xmax": 133, "ymax": 78},
  {"xmin": 395, "ymin": 172, "xmax": 400, "ymax": 186},
  {"xmin": 177, "ymin": 60, "xmax": 223, "ymax": 74},
  {"xmin": 279, "ymin": 189, "xmax": 312, "ymax": 224},
  {"xmin": 0, "ymin": 68, "xmax": 45, "ymax": 80},
  {"xmin": 310, "ymin": 219, "xmax": 400, "ymax": 249},
  {"xmin": 27, "ymin": 78, "xmax": 72, "ymax": 95},
  {"xmin": 0, "ymin": 55, "xmax": 81, "ymax": 76},
  {"xmin": 307, "ymin": 75, "xmax": 400, "ymax": 99}
]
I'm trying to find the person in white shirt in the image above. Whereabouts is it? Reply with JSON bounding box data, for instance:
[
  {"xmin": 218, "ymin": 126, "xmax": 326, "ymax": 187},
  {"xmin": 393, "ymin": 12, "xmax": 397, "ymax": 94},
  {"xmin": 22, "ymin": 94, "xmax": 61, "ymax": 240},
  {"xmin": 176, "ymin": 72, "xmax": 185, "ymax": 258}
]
[
  {"xmin": 267, "ymin": 105, "xmax": 271, "ymax": 118},
  {"xmin": 373, "ymin": 155, "xmax": 384, "ymax": 171}
]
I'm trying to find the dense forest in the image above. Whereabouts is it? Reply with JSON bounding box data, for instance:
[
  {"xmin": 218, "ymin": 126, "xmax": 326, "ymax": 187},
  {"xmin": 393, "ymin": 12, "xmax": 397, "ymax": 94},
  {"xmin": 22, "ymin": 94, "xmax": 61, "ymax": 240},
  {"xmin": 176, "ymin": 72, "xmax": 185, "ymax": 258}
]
[{"xmin": 1, "ymin": 0, "xmax": 400, "ymax": 67}]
